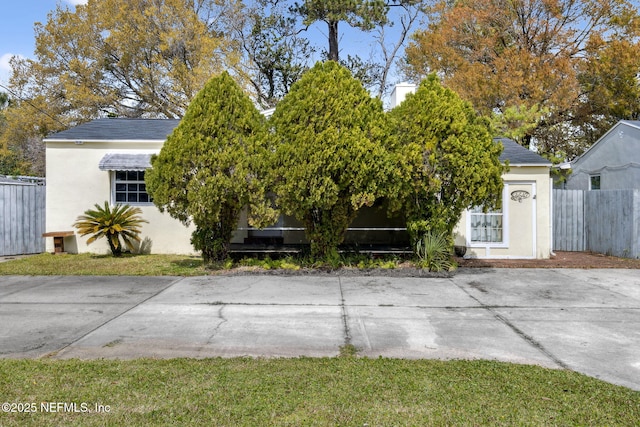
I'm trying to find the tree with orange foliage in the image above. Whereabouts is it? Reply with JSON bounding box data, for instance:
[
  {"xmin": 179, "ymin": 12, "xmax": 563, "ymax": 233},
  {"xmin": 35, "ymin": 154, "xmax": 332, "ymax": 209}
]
[
  {"xmin": 405, "ymin": 0, "xmax": 640, "ymax": 161},
  {"xmin": 0, "ymin": 0, "xmax": 240, "ymax": 176}
]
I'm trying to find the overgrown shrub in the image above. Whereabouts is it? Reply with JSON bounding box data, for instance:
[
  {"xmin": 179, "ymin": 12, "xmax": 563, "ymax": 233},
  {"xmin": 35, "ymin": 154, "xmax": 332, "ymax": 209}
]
[
  {"xmin": 388, "ymin": 74, "xmax": 504, "ymax": 244},
  {"xmin": 145, "ymin": 72, "xmax": 277, "ymax": 264},
  {"xmin": 268, "ymin": 61, "xmax": 398, "ymax": 260}
]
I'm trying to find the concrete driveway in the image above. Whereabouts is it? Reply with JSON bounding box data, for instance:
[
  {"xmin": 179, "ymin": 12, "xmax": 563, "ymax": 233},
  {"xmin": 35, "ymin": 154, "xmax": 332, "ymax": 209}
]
[{"xmin": 1, "ymin": 269, "xmax": 639, "ymax": 391}]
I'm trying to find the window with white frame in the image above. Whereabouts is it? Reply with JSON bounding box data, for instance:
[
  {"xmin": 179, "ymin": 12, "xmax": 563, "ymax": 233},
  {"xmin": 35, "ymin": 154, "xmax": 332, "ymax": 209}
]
[
  {"xmin": 113, "ymin": 170, "xmax": 151, "ymax": 204},
  {"xmin": 589, "ymin": 175, "xmax": 601, "ymax": 190},
  {"xmin": 469, "ymin": 206, "xmax": 504, "ymax": 244}
]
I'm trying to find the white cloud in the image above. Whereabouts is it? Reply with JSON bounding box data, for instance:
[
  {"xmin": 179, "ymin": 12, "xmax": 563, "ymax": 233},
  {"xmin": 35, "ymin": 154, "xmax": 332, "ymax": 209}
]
[
  {"xmin": 0, "ymin": 53, "xmax": 21, "ymax": 85},
  {"xmin": 0, "ymin": 53, "xmax": 28, "ymax": 85},
  {"xmin": 0, "ymin": 54, "xmax": 13, "ymax": 73},
  {"xmin": 65, "ymin": 0, "xmax": 88, "ymax": 5}
]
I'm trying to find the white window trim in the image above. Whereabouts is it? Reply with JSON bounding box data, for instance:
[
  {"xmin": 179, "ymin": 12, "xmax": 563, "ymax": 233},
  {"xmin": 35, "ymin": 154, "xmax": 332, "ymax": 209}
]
[
  {"xmin": 110, "ymin": 170, "xmax": 153, "ymax": 206},
  {"xmin": 466, "ymin": 184, "xmax": 510, "ymax": 249},
  {"xmin": 589, "ymin": 174, "xmax": 601, "ymax": 191}
]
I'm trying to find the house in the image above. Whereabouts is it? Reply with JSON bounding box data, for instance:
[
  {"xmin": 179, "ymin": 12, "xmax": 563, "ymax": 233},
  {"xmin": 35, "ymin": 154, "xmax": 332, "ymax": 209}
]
[
  {"xmin": 44, "ymin": 87, "xmax": 552, "ymax": 259},
  {"xmin": 265, "ymin": 134, "xmax": 554, "ymax": 259},
  {"xmin": 555, "ymin": 120, "xmax": 640, "ymax": 258},
  {"xmin": 44, "ymin": 119, "xmax": 200, "ymax": 255},
  {"xmin": 387, "ymin": 84, "xmax": 553, "ymax": 259},
  {"xmin": 564, "ymin": 120, "xmax": 640, "ymax": 191},
  {"xmin": 455, "ymin": 137, "xmax": 552, "ymax": 259}
]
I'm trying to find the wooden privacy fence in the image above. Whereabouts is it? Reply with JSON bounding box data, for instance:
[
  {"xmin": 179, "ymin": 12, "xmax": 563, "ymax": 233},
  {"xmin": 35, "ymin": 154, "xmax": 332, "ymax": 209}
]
[
  {"xmin": 0, "ymin": 176, "xmax": 46, "ymax": 256},
  {"xmin": 553, "ymin": 190, "xmax": 585, "ymax": 252},
  {"xmin": 553, "ymin": 189, "xmax": 640, "ymax": 258}
]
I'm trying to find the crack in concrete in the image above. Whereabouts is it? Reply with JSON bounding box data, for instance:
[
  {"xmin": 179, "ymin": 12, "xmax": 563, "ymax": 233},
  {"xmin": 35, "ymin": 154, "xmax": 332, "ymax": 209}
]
[
  {"xmin": 338, "ymin": 277, "xmax": 352, "ymax": 347},
  {"xmin": 204, "ymin": 305, "xmax": 228, "ymax": 345},
  {"xmin": 355, "ymin": 312, "xmax": 372, "ymax": 351},
  {"xmin": 40, "ymin": 277, "xmax": 184, "ymax": 359},
  {"xmin": 451, "ymin": 279, "xmax": 569, "ymax": 370},
  {"xmin": 192, "ymin": 302, "xmax": 640, "ymax": 310},
  {"xmin": 489, "ymin": 310, "xmax": 569, "ymax": 369}
]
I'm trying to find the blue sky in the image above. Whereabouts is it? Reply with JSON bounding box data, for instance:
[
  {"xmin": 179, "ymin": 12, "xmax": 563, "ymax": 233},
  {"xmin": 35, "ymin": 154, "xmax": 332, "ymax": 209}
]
[
  {"xmin": 0, "ymin": 0, "xmax": 86, "ymax": 84},
  {"xmin": 0, "ymin": 0, "xmax": 380, "ymax": 86},
  {"xmin": 6, "ymin": 1, "xmax": 637, "ymax": 91}
]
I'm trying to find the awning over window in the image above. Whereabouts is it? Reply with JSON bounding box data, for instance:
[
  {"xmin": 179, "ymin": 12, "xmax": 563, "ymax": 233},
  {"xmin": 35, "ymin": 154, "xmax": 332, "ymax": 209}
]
[{"xmin": 98, "ymin": 153, "xmax": 152, "ymax": 171}]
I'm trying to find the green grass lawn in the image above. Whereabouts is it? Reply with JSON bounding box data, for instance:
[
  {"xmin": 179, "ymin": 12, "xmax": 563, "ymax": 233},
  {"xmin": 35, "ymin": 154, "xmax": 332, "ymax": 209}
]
[
  {"xmin": 0, "ymin": 252, "xmax": 411, "ymax": 276},
  {"xmin": 2, "ymin": 254, "xmax": 638, "ymax": 425},
  {"xmin": 0, "ymin": 253, "xmax": 209, "ymax": 276},
  {"xmin": 0, "ymin": 358, "xmax": 638, "ymax": 426}
]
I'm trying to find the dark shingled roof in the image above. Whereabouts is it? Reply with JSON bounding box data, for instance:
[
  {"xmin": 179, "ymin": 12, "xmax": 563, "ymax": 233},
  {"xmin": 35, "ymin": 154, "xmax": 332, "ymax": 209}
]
[
  {"xmin": 495, "ymin": 137, "xmax": 551, "ymax": 165},
  {"xmin": 45, "ymin": 119, "xmax": 550, "ymax": 167},
  {"xmin": 45, "ymin": 118, "xmax": 180, "ymax": 141}
]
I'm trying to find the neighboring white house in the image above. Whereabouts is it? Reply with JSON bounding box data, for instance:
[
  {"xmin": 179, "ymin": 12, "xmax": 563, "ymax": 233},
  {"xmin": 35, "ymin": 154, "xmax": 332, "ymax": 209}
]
[
  {"xmin": 564, "ymin": 120, "xmax": 640, "ymax": 191},
  {"xmin": 44, "ymin": 86, "xmax": 552, "ymax": 258}
]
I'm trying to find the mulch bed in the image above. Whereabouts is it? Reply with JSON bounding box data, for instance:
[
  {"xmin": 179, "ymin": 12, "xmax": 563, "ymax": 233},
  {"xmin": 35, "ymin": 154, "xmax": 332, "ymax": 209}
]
[{"xmin": 218, "ymin": 251, "xmax": 640, "ymax": 278}]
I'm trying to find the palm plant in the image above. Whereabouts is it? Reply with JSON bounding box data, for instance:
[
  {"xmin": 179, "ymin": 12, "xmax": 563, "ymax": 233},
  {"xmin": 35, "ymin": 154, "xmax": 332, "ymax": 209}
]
[
  {"xmin": 414, "ymin": 231, "xmax": 453, "ymax": 272},
  {"xmin": 73, "ymin": 202, "xmax": 148, "ymax": 256}
]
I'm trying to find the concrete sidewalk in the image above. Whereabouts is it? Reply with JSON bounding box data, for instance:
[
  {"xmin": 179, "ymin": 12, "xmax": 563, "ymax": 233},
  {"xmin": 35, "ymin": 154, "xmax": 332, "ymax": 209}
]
[{"xmin": 1, "ymin": 269, "xmax": 639, "ymax": 390}]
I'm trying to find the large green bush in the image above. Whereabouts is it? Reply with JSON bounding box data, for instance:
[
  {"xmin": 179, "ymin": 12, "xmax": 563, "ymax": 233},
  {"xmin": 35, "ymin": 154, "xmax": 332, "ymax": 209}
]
[
  {"xmin": 268, "ymin": 61, "xmax": 399, "ymax": 259},
  {"xmin": 388, "ymin": 74, "xmax": 504, "ymax": 246},
  {"xmin": 146, "ymin": 72, "xmax": 276, "ymax": 263}
]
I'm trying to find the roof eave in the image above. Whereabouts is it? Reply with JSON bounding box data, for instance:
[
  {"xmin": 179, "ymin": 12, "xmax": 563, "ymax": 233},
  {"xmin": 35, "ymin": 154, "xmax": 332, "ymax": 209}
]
[
  {"xmin": 43, "ymin": 138, "xmax": 167, "ymax": 143},
  {"xmin": 571, "ymin": 120, "xmax": 636, "ymax": 166},
  {"xmin": 505, "ymin": 163, "xmax": 552, "ymax": 167}
]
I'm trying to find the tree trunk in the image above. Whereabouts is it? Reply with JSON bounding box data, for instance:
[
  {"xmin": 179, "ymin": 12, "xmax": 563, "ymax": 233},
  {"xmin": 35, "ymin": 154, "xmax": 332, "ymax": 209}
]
[
  {"xmin": 192, "ymin": 206, "xmax": 238, "ymax": 264},
  {"xmin": 108, "ymin": 236, "xmax": 122, "ymax": 257},
  {"xmin": 327, "ymin": 20, "xmax": 339, "ymax": 61},
  {"xmin": 303, "ymin": 201, "xmax": 354, "ymax": 260}
]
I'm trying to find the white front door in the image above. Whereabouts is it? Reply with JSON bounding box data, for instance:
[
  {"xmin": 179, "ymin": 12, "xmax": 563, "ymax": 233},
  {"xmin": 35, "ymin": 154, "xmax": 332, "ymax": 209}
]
[{"xmin": 506, "ymin": 182, "xmax": 536, "ymax": 258}]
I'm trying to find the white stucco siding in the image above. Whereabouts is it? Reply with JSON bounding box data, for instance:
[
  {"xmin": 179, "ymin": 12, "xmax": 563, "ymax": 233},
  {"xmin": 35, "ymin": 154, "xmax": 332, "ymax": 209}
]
[
  {"xmin": 454, "ymin": 166, "xmax": 552, "ymax": 259},
  {"xmin": 45, "ymin": 140, "xmax": 197, "ymax": 255},
  {"xmin": 132, "ymin": 206, "xmax": 197, "ymax": 255},
  {"xmin": 45, "ymin": 136, "xmax": 551, "ymax": 259}
]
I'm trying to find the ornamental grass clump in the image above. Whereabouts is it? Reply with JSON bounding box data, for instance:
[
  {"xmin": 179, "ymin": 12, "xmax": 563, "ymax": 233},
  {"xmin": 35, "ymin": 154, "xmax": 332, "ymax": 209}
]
[
  {"xmin": 414, "ymin": 231, "xmax": 453, "ymax": 272},
  {"xmin": 73, "ymin": 201, "xmax": 148, "ymax": 257}
]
